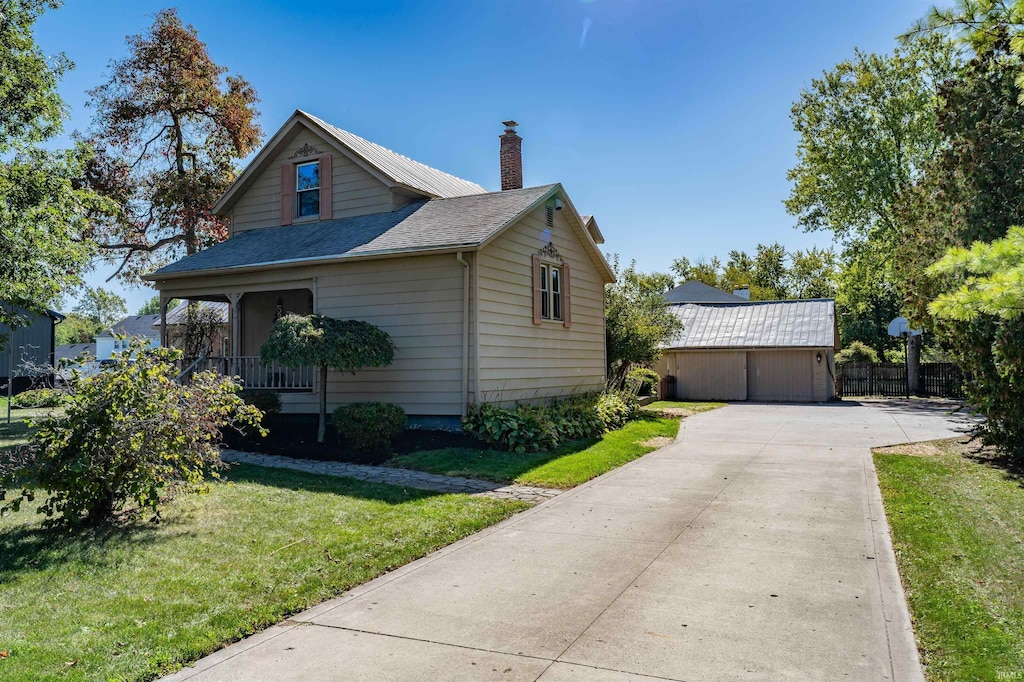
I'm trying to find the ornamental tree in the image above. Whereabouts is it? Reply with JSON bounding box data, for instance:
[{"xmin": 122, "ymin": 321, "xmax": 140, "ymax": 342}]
[{"xmin": 259, "ymin": 315, "xmax": 396, "ymax": 443}]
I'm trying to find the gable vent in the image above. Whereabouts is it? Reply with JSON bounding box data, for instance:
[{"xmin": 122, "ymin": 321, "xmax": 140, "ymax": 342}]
[{"xmin": 546, "ymin": 204, "xmax": 554, "ymax": 228}]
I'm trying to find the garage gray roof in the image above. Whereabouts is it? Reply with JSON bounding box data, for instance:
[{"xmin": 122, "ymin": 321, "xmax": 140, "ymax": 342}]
[
  {"xmin": 665, "ymin": 299, "xmax": 836, "ymax": 349},
  {"xmin": 664, "ymin": 280, "xmax": 748, "ymax": 304},
  {"xmin": 306, "ymin": 112, "xmax": 487, "ymax": 198},
  {"xmin": 149, "ymin": 185, "xmax": 557, "ymax": 278}
]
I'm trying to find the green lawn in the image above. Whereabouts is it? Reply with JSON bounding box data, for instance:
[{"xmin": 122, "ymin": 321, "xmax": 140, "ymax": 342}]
[
  {"xmin": 645, "ymin": 400, "xmax": 726, "ymax": 414},
  {"xmin": 874, "ymin": 439, "xmax": 1024, "ymax": 681},
  {"xmin": 0, "ymin": 463, "xmax": 527, "ymax": 682},
  {"xmin": 0, "ymin": 403, "xmax": 55, "ymax": 451},
  {"xmin": 390, "ymin": 415, "xmax": 681, "ymax": 489}
]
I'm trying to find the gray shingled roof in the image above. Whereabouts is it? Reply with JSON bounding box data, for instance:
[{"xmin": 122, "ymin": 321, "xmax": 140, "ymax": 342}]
[
  {"xmin": 150, "ymin": 185, "xmax": 556, "ymax": 278},
  {"xmin": 96, "ymin": 315, "xmax": 162, "ymax": 339},
  {"xmin": 665, "ymin": 300, "xmax": 836, "ymax": 349},
  {"xmin": 664, "ymin": 280, "xmax": 748, "ymax": 304},
  {"xmin": 305, "ymin": 112, "xmax": 487, "ymax": 198},
  {"xmin": 55, "ymin": 342, "xmax": 95, "ymax": 362}
]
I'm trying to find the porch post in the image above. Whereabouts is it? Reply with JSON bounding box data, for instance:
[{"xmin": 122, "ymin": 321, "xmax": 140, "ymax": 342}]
[
  {"xmin": 227, "ymin": 292, "xmax": 243, "ymax": 375},
  {"xmin": 159, "ymin": 294, "xmax": 169, "ymax": 347}
]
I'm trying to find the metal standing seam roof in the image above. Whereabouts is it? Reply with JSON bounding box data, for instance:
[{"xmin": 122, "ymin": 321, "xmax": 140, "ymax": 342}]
[
  {"xmin": 148, "ymin": 185, "xmax": 558, "ymax": 278},
  {"xmin": 665, "ymin": 300, "xmax": 836, "ymax": 349},
  {"xmin": 304, "ymin": 112, "xmax": 488, "ymax": 198}
]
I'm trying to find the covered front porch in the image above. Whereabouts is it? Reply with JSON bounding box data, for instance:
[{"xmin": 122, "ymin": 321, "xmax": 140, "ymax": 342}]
[{"xmin": 159, "ymin": 282, "xmax": 316, "ymax": 392}]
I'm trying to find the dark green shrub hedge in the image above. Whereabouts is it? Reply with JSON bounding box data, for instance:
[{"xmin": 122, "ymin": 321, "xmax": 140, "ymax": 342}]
[
  {"xmin": 238, "ymin": 389, "xmax": 281, "ymax": 416},
  {"xmin": 332, "ymin": 402, "xmax": 407, "ymax": 453},
  {"xmin": 10, "ymin": 388, "xmax": 66, "ymax": 408}
]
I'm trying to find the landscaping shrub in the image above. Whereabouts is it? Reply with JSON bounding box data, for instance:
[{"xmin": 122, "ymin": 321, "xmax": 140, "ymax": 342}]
[
  {"xmin": 0, "ymin": 343, "xmax": 264, "ymax": 526},
  {"xmin": 627, "ymin": 367, "xmax": 660, "ymax": 396},
  {"xmin": 10, "ymin": 387, "xmax": 65, "ymax": 408},
  {"xmin": 333, "ymin": 402, "xmax": 407, "ymax": 453},
  {"xmin": 596, "ymin": 391, "xmax": 638, "ymax": 430},
  {"xmin": 239, "ymin": 389, "xmax": 281, "ymax": 416},
  {"xmin": 836, "ymin": 340, "xmax": 880, "ymax": 365},
  {"xmin": 463, "ymin": 392, "xmax": 640, "ymax": 453},
  {"xmin": 462, "ymin": 402, "xmax": 559, "ymax": 453}
]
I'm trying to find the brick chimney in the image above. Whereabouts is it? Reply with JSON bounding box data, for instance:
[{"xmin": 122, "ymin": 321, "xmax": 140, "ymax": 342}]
[{"xmin": 499, "ymin": 120, "xmax": 522, "ymax": 191}]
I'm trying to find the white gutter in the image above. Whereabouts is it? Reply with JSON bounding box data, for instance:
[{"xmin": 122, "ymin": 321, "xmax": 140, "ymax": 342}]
[{"xmin": 456, "ymin": 251, "xmax": 470, "ymax": 417}]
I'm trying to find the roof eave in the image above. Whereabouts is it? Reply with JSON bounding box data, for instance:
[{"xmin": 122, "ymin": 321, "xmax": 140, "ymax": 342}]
[{"xmin": 144, "ymin": 243, "xmax": 482, "ymax": 284}]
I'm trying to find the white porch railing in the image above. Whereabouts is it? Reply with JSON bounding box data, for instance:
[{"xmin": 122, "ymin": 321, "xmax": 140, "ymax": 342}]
[{"xmin": 184, "ymin": 356, "xmax": 315, "ymax": 391}]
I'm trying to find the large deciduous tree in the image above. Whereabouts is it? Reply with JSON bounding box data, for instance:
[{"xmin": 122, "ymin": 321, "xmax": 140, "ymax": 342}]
[
  {"xmin": 0, "ymin": 0, "xmax": 102, "ymax": 342},
  {"xmin": 786, "ymin": 35, "xmax": 959, "ymax": 358},
  {"xmin": 85, "ymin": 8, "xmax": 262, "ymax": 282}
]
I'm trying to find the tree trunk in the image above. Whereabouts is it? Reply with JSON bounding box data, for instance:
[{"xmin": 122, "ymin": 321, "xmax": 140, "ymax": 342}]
[
  {"xmin": 907, "ymin": 333, "xmax": 922, "ymax": 395},
  {"xmin": 318, "ymin": 364, "xmax": 328, "ymax": 443}
]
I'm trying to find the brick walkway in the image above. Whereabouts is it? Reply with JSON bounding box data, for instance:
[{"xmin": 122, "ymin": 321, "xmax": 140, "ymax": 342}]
[{"xmin": 221, "ymin": 450, "xmax": 562, "ymax": 504}]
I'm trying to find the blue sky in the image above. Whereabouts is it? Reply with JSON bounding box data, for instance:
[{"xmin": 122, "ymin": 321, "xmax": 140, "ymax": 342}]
[{"xmin": 35, "ymin": 0, "xmax": 934, "ymax": 314}]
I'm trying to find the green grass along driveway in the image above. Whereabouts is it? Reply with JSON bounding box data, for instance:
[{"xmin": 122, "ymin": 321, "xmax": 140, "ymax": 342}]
[{"xmin": 0, "ymin": 464, "xmax": 526, "ymax": 682}]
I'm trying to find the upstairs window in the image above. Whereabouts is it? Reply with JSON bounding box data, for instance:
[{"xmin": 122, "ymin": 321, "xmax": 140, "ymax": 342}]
[
  {"xmin": 532, "ymin": 252, "xmax": 572, "ymax": 328},
  {"xmin": 296, "ymin": 161, "xmax": 320, "ymax": 217},
  {"xmin": 538, "ymin": 263, "xmax": 562, "ymax": 321}
]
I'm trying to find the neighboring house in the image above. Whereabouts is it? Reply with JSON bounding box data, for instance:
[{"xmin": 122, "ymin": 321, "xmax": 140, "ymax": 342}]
[
  {"xmin": 655, "ymin": 298, "xmax": 839, "ymax": 402},
  {"xmin": 159, "ymin": 300, "xmax": 230, "ymax": 357},
  {"xmin": 0, "ymin": 305, "xmax": 64, "ymax": 394},
  {"xmin": 54, "ymin": 342, "xmax": 99, "ymax": 378},
  {"xmin": 144, "ymin": 112, "xmax": 614, "ymax": 423},
  {"xmin": 95, "ymin": 314, "xmax": 162, "ymax": 361},
  {"xmin": 664, "ymin": 280, "xmax": 750, "ymax": 304}
]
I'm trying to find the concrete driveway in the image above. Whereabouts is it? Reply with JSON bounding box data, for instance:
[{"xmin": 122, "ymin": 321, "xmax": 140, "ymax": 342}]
[{"xmin": 165, "ymin": 401, "xmax": 971, "ymax": 681}]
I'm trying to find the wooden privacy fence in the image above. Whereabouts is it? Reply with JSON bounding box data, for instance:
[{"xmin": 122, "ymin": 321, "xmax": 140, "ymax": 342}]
[{"xmin": 837, "ymin": 362, "xmax": 964, "ymax": 400}]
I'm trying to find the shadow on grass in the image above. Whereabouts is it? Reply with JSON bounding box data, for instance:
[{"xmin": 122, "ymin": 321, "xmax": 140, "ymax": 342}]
[
  {"xmin": 0, "ymin": 513, "xmax": 169, "ymax": 578},
  {"xmin": 959, "ymin": 438, "xmax": 1024, "ymax": 488}
]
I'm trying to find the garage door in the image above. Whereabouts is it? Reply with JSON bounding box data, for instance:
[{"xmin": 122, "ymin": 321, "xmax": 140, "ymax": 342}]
[
  {"xmin": 747, "ymin": 350, "xmax": 814, "ymax": 401},
  {"xmin": 671, "ymin": 351, "xmax": 747, "ymax": 401}
]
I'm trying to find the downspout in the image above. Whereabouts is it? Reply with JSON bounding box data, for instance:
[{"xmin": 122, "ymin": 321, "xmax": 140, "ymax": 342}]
[{"xmin": 456, "ymin": 252, "xmax": 470, "ymax": 417}]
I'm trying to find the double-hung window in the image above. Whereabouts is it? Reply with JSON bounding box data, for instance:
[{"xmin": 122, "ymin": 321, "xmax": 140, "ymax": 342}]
[
  {"xmin": 539, "ymin": 263, "xmax": 563, "ymax": 321},
  {"xmin": 296, "ymin": 161, "xmax": 320, "ymax": 218}
]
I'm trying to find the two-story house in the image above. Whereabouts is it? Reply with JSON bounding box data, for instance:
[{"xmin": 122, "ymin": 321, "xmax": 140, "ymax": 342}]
[{"xmin": 144, "ymin": 112, "xmax": 614, "ymax": 425}]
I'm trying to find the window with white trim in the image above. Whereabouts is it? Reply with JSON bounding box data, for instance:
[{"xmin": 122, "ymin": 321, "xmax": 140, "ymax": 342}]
[
  {"xmin": 538, "ymin": 263, "xmax": 563, "ymax": 321},
  {"xmin": 296, "ymin": 161, "xmax": 320, "ymax": 217}
]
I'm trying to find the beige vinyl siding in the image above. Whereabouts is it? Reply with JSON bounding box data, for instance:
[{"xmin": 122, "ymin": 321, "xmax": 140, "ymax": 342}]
[
  {"xmin": 231, "ymin": 126, "xmax": 393, "ymax": 234},
  {"xmin": 664, "ymin": 351, "xmax": 747, "ymax": 401},
  {"xmin": 813, "ymin": 349, "xmax": 835, "ymax": 402},
  {"xmin": 476, "ymin": 205, "xmax": 606, "ymax": 404},
  {"xmin": 747, "ymin": 350, "xmax": 814, "ymax": 402},
  {"xmin": 155, "ymin": 253, "xmax": 469, "ymax": 416}
]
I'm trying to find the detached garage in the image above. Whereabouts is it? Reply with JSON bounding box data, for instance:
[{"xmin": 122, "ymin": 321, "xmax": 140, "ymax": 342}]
[{"xmin": 655, "ymin": 299, "xmax": 839, "ymax": 403}]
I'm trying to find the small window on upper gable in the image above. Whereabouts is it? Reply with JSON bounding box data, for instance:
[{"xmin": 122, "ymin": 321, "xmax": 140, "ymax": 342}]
[{"xmin": 296, "ymin": 161, "xmax": 320, "ymax": 217}]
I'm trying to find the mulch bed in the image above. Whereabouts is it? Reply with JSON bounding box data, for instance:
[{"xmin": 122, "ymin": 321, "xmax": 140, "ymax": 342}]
[{"xmin": 223, "ymin": 414, "xmax": 487, "ymax": 465}]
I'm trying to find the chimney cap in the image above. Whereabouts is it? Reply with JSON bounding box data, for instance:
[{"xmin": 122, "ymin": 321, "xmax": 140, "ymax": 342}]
[{"xmin": 502, "ymin": 120, "xmax": 519, "ymax": 132}]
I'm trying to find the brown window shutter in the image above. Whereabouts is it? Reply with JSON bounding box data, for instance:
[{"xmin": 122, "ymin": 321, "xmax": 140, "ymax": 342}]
[
  {"xmin": 280, "ymin": 163, "xmax": 294, "ymax": 226},
  {"xmin": 532, "ymin": 255, "xmax": 542, "ymax": 325},
  {"xmin": 319, "ymin": 154, "xmax": 333, "ymax": 218},
  {"xmin": 562, "ymin": 263, "xmax": 572, "ymax": 328}
]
